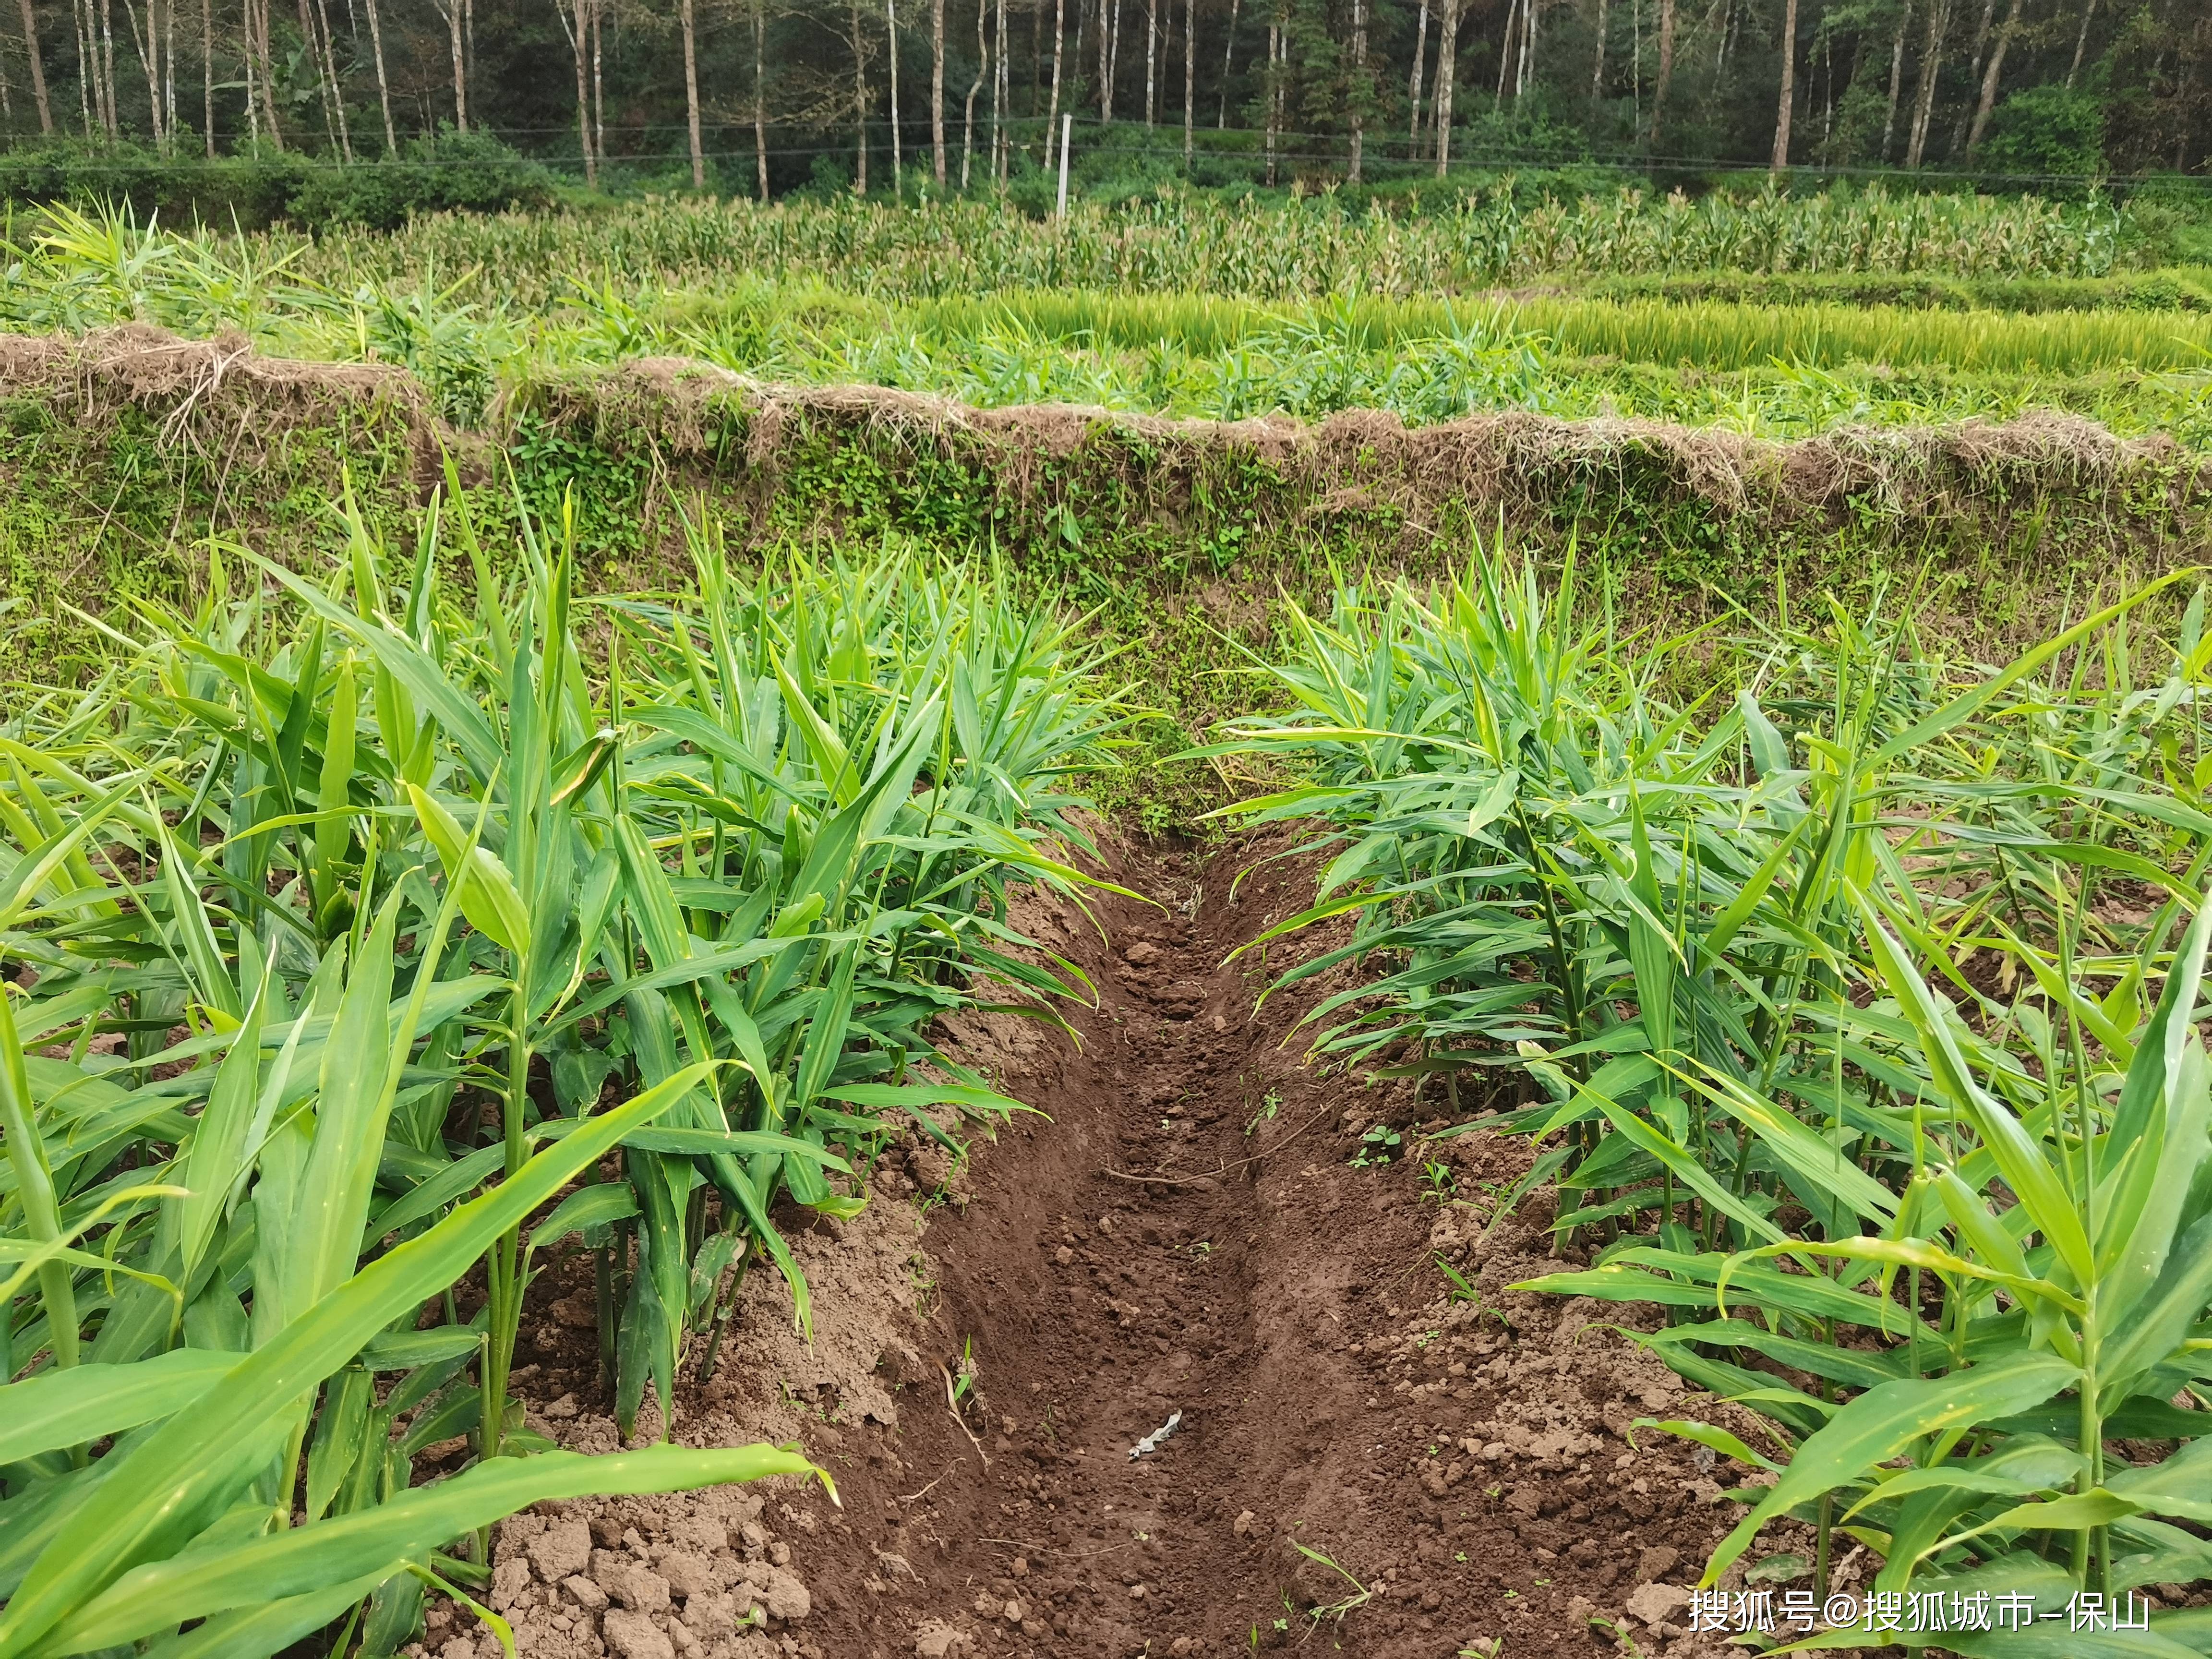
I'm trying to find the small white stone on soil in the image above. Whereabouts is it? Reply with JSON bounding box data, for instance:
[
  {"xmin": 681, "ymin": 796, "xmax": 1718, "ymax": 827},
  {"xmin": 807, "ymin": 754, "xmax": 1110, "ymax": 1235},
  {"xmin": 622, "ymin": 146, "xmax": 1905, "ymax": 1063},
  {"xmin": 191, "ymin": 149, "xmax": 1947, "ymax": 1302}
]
[
  {"xmin": 591, "ymin": 1553, "xmax": 672, "ymax": 1613},
  {"xmin": 562, "ymin": 1575, "xmax": 609, "ymax": 1611},
  {"xmin": 530, "ymin": 1519, "xmax": 594, "ymax": 1584},
  {"xmin": 602, "ymin": 1609, "xmax": 675, "ymax": 1659},
  {"xmin": 683, "ymin": 1592, "xmax": 741, "ymax": 1639},
  {"xmin": 1625, "ymin": 1581, "xmax": 1690, "ymax": 1629},
  {"xmin": 492, "ymin": 1558, "xmax": 532, "ymax": 1610},
  {"xmin": 658, "ymin": 1551, "xmax": 712, "ymax": 1599},
  {"xmin": 762, "ymin": 1568, "xmax": 810, "ymax": 1621}
]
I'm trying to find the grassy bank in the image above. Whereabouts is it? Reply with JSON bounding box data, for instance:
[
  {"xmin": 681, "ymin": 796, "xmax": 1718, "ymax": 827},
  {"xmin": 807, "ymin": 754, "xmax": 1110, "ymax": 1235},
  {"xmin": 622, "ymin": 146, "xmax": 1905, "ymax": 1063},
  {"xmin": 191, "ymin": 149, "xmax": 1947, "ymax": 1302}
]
[{"xmin": 5, "ymin": 333, "xmax": 2208, "ymax": 829}]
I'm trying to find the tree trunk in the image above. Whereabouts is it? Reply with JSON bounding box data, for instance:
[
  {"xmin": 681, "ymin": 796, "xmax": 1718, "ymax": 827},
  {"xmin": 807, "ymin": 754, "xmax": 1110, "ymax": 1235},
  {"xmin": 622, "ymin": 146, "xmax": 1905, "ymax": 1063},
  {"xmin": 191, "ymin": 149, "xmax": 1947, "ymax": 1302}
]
[
  {"xmin": 247, "ymin": 0, "xmax": 280, "ymax": 146},
  {"xmin": 1043, "ymin": 0, "xmax": 1061, "ymax": 168},
  {"xmin": 1769, "ymin": 0, "xmax": 1796, "ymax": 172},
  {"xmin": 124, "ymin": 0, "xmax": 161, "ymax": 146},
  {"xmin": 1648, "ymin": 0, "xmax": 1673, "ymax": 144},
  {"xmin": 2066, "ymin": 0, "xmax": 2093, "ymax": 87},
  {"xmin": 1589, "ymin": 0, "xmax": 1606, "ymax": 110},
  {"xmin": 932, "ymin": 0, "xmax": 947, "ymax": 185},
  {"xmin": 73, "ymin": 0, "xmax": 91, "ymax": 135},
  {"xmin": 681, "ymin": 0, "xmax": 704, "ymax": 186},
  {"xmin": 100, "ymin": 0, "xmax": 119, "ymax": 136},
  {"xmin": 1143, "ymin": 0, "xmax": 1155, "ymax": 122},
  {"xmin": 449, "ymin": 0, "xmax": 470, "ymax": 131},
  {"xmin": 1521, "ymin": 0, "xmax": 1536, "ymax": 96},
  {"xmin": 1098, "ymin": 0, "xmax": 1112, "ymax": 120},
  {"xmin": 363, "ymin": 0, "xmax": 395, "ymax": 152},
  {"xmin": 1262, "ymin": 11, "xmax": 1278, "ymax": 183},
  {"xmin": 591, "ymin": 0, "xmax": 605, "ymax": 165},
  {"xmin": 1494, "ymin": 0, "xmax": 1516, "ymax": 105},
  {"xmin": 1407, "ymin": 0, "xmax": 1428, "ymax": 147},
  {"xmin": 962, "ymin": 0, "xmax": 984, "ymax": 183},
  {"xmin": 1217, "ymin": 0, "xmax": 1237, "ymax": 123},
  {"xmin": 315, "ymin": 0, "xmax": 351, "ymax": 158},
  {"xmin": 200, "ymin": 0, "xmax": 210, "ymax": 153},
  {"xmin": 1880, "ymin": 0, "xmax": 1910, "ymax": 158},
  {"xmin": 297, "ymin": 0, "xmax": 336, "ymax": 150},
  {"xmin": 1181, "ymin": 0, "xmax": 1192, "ymax": 157},
  {"xmin": 16, "ymin": 0, "xmax": 52, "ymax": 131},
  {"xmin": 854, "ymin": 0, "xmax": 868, "ymax": 191},
  {"xmin": 1963, "ymin": 0, "xmax": 2021, "ymax": 152},
  {"xmin": 1432, "ymin": 0, "xmax": 1459, "ymax": 174},
  {"xmin": 1904, "ymin": 0, "xmax": 1948, "ymax": 166},
  {"xmin": 571, "ymin": 0, "xmax": 593, "ymax": 182},
  {"xmin": 1347, "ymin": 0, "xmax": 1366, "ymax": 180},
  {"xmin": 755, "ymin": 0, "xmax": 769, "ymax": 197},
  {"xmin": 995, "ymin": 0, "xmax": 1008, "ymax": 178},
  {"xmin": 1947, "ymin": 0, "xmax": 1994, "ymax": 156},
  {"xmin": 888, "ymin": 0, "xmax": 902, "ymax": 187},
  {"xmin": 1110, "ymin": 0, "xmax": 1123, "ymax": 117},
  {"xmin": 165, "ymin": 0, "xmax": 177, "ymax": 150}
]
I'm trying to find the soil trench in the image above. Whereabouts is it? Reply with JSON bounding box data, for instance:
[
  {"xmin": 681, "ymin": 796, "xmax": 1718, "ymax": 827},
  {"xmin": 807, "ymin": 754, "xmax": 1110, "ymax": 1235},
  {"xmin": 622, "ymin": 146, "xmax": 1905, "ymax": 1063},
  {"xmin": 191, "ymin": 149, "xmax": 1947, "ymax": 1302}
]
[
  {"xmin": 798, "ymin": 834, "xmax": 1764, "ymax": 1659},
  {"xmin": 474, "ymin": 834, "xmax": 1788, "ymax": 1659}
]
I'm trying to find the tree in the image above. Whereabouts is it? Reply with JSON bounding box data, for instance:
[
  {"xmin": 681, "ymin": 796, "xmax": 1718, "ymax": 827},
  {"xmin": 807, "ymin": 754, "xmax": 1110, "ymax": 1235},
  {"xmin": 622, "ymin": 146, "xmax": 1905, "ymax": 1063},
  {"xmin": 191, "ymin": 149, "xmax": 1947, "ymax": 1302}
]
[
  {"xmin": 1771, "ymin": 0, "xmax": 1798, "ymax": 170},
  {"xmin": 932, "ymin": 0, "xmax": 947, "ymax": 186},
  {"xmin": 1904, "ymin": 0, "xmax": 1951, "ymax": 166},
  {"xmin": 1432, "ymin": 0, "xmax": 1459, "ymax": 174},
  {"xmin": 1964, "ymin": 0, "xmax": 2025, "ymax": 153},
  {"xmin": 681, "ymin": 0, "xmax": 705, "ymax": 187},
  {"xmin": 1346, "ymin": 0, "xmax": 1367, "ymax": 179},
  {"xmin": 1880, "ymin": 0, "xmax": 1911, "ymax": 159},
  {"xmin": 364, "ymin": 0, "xmax": 396, "ymax": 155},
  {"xmin": 1648, "ymin": 0, "xmax": 1673, "ymax": 146},
  {"xmin": 755, "ymin": 0, "xmax": 770, "ymax": 195},
  {"xmin": 15, "ymin": 0, "xmax": 52, "ymax": 131}
]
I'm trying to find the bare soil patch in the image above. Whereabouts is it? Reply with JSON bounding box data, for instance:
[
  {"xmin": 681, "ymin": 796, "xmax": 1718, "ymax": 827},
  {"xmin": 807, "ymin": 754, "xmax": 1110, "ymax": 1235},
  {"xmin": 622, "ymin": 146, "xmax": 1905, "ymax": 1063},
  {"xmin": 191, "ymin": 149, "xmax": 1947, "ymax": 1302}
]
[{"xmin": 437, "ymin": 830, "xmax": 1833, "ymax": 1659}]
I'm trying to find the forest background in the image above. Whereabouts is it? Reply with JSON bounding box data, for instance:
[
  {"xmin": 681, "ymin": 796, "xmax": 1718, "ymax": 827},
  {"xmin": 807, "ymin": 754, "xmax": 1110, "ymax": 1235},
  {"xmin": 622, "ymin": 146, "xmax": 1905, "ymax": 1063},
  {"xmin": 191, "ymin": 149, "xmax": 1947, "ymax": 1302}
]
[{"xmin": 0, "ymin": 0, "xmax": 2202, "ymax": 223}]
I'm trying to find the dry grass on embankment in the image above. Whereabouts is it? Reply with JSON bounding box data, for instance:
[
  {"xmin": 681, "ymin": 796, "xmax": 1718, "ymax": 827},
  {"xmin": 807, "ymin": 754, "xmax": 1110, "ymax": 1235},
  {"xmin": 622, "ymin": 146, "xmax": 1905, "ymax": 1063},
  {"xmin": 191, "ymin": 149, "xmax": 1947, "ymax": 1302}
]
[{"xmin": 5, "ymin": 326, "xmax": 2210, "ymax": 678}]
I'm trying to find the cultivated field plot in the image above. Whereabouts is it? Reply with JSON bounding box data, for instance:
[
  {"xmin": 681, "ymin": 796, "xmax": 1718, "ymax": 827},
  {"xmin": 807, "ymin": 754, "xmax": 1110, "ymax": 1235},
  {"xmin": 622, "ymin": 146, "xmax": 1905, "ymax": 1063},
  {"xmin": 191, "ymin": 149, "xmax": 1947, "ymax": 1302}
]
[{"xmin": 1, "ymin": 187, "xmax": 2211, "ymax": 1659}]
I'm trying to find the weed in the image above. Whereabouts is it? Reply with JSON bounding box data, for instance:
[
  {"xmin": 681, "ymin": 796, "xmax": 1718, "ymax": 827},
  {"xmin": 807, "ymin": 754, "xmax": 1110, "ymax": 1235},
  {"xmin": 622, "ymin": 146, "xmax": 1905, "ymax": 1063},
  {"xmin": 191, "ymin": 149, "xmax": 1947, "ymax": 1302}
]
[
  {"xmin": 1349, "ymin": 1123, "xmax": 1402, "ymax": 1167},
  {"xmin": 1246, "ymin": 1088, "xmax": 1285, "ymax": 1136}
]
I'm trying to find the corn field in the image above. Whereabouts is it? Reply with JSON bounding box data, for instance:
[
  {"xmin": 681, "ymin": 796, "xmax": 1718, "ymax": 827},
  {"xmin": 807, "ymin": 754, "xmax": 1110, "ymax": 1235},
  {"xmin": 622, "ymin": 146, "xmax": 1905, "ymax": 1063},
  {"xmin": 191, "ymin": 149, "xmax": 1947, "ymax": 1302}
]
[
  {"xmin": 1198, "ymin": 553, "xmax": 2212, "ymax": 1641},
  {"xmin": 7, "ymin": 203, "xmax": 2208, "ymax": 443},
  {"xmin": 0, "ymin": 489, "xmax": 1128, "ymax": 1655},
  {"xmin": 279, "ymin": 185, "xmax": 2130, "ymax": 305}
]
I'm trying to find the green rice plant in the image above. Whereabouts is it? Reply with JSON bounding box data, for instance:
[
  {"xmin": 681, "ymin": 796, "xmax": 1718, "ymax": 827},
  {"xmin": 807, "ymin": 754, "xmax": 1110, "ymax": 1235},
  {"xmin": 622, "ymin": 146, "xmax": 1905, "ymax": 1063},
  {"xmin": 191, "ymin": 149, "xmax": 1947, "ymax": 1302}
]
[
  {"xmin": 0, "ymin": 485, "xmax": 1127, "ymax": 1651},
  {"xmin": 6, "ymin": 199, "xmax": 2207, "ymax": 441},
  {"xmin": 1204, "ymin": 547, "xmax": 2212, "ymax": 1639}
]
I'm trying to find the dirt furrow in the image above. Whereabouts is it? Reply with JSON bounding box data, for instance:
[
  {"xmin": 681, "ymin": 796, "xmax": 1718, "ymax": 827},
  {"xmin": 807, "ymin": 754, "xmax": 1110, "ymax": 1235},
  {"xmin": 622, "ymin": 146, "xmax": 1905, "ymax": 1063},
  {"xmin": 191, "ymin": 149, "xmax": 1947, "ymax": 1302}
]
[
  {"xmin": 471, "ymin": 833, "xmax": 1795, "ymax": 1659},
  {"xmin": 796, "ymin": 834, "xmax": 1772, "ymax": 1659}
]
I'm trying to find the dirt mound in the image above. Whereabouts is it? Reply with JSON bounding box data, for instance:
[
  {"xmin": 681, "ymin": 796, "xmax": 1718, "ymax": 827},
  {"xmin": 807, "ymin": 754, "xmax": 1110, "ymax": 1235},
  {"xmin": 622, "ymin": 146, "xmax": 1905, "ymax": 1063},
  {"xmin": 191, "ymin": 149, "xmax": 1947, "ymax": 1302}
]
[
  {"xmin": 518, "ymin": 357, "xmax": 2209, "ymax": 536},
  {"xmin": 0, "ymin": 325, "xmax": 430, "ymax": 443},
  {"xmin": 434, "ymin": 829, "xmax": 1813, "ymax": 1659},
  {"xmin": 12, "ymin": 328, "xmax": 2198, "ymax": 543}
]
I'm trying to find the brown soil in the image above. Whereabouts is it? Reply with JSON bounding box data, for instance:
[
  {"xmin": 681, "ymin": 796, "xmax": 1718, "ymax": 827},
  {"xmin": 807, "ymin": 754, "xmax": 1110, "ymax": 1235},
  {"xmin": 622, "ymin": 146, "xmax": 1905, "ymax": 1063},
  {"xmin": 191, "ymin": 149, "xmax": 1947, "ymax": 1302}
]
[{"xmin": 453, "ymin": 830, "xmax": 1827, "ymax": 1659}]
